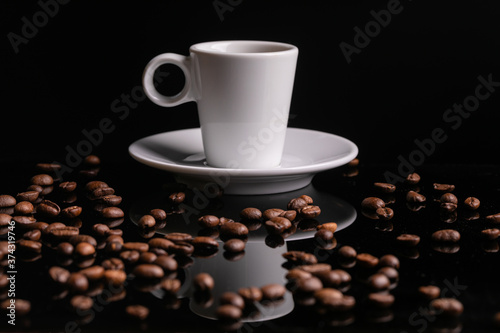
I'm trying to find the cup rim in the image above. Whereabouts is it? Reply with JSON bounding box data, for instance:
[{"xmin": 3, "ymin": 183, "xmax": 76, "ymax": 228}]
[{"xmin": 190, "ymin": 40, "xmax": 298, "ymax": 57}]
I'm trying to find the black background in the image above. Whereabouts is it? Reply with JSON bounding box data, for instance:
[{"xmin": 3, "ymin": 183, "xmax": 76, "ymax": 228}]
[{"xmin": 1, "ymin": 0, "xmax": 500, "ymax": 172}]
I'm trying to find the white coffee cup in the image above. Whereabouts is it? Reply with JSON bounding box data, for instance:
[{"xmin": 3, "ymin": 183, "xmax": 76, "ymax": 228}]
[{"xmin": 142, "ymin": 40, "xmax": 298, "ymax": 169}]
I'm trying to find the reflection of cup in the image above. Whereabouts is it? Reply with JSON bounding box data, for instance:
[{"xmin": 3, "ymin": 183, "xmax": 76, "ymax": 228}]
[{"xmin": 142, "ymin": 40, "xmax": 298, "ymax": 169}]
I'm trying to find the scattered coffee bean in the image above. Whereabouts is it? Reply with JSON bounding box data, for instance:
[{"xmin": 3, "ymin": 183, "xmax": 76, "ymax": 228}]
[
  {"xmin": 192, "ymin": 236, "xmax": 219, "ymax": 251},
  {"xmin": 338, "ymin": 245, "xmax": 357, "ymax": 260},
  {"xmin": 0, "ymin": 298, "xmax": 30, "ymax": 316},
  {"xmin": 361, "ymin": 197, "xmax": 385, "ymax": 210},
  {"xmin": 149, "ymin": 208, "xmax": 167, "ymax": 221},
  {"xmin": 299, "ymin": 205, "xmax": 321, "ymax": 219},
  {"xmin": 216, "ymin": 304, "xmax": 242, "ymax": 321},
  {"xmin": 431, "ymin": 229, "xmax": 461, "ymax": 243},
  {"xmin": 377, "ymin": 266, "xmax": 399, "ymax": 282},
  {"xmin": 193, "ymin": 273, "xmax": 214, "ymax": 292},
  {"xmin": 374, "ymin": 182, "xmax": 396, "ymax": 193},
  {"xmin": 295, "ymin": 277, "xmax": 323, "ymax": 293},
  {"xmin": 406, "ymin": 191, "xmax": 426, "ymax": 203},
  {"xmin": 133, "ymin": 264, "xmax": 164, "ymax": 279},
  {"xmin": 378, "ymin": 254, "xmax": 400, "ymax": 269},
  {"xmin": 314, "ymin": 228, "xmax": 334, "ymax": 243},
  {"xmin": 75, "ymin": 242, "xmax": 95, "ymax": 257},
  {"xmin": 125, "ymin": 304, "xmax": 149, "ymax": 320},
  {"xmin": 67, "ymin": 272, "xmax": 89, "ymax": 293},
  {"xmin": 261, "ymin": 283, "xmax": 286, "ymax": 300},
  {"xmin": 262, "ymin": 208, "xmax": 284, "ymax": 220},
  {"xmin": 120, "ymin": 250, "xmax": 140, "ymax": 264},
  {"xmin": 440, "ymin": 193, "xmax": 458, "ymax": 204},
  {"xmin": 223, "ymin": 239, "xmax": 246, "ymax": 253},
  {"xmin": 70, "ymin": 295, "xmax": 94, "ymax": 312},
  {"xmin": 49, "ymin": 266, "xmax": 70, "ymax": 284},
  {"xmin": 356, "ymin": 253, "xmax": 379, "ymax": 268},
  {"xmin": 50, "ymin": 226, "xmax": 80, "ymax": 240},
  {"xmin": 297, "ymin": 263, "xmax": 332, "ymax": 275},
  {"xmin": 486, "ymin": 213, "xmax": 500, "ymax": 223},
  {"xmin": 220, "ymin": 222, "xmax": 248, "ymax": 238},
  {"xmin": 396, "ymin": 234, "xmax": 420, "ymax": 247},
  {"xmin": 405, "ymin": 173, "xmax": 421, "ymax": 185},
  {"xmin": 367, "ymin": 273, "xmax": 390, "ymax": 291},
  {"xmin": 138, "ymin": 215, "xmax": 156, "ymax": 228},
  {"xmin": 240, "ymin": 207, "xmax": 262, "ymax": 220},
  {"xmin": 79, "ymin": 265, "xmax": 105, "ymax": 281},
  {"xmin": 198, "ymin": 215, "xmax": 220, "ymax": 228},
  {"xmin": 464, "ymin": 196, "xmax": 480, "ymax": 210},
  {"xmin": 440, "ymin": 202, "xmax": 458, "ymax": 212},
  {"xmin": 0, "ymin": 213, "xmax": 12, "ymax": 226},
  {"xmin": 282, "ymin": 251, "xmax": 317, "ymax": 265},
  {"xmin": 368, "ymin": 293, "xmax": 395, "ymax": 308},
  {"xmin": 376, "ymin": 207, "xmax": 394, "ymax": 220},
  {"xmin": 430, "ymin": 298, "xmax": 464, "ymax": 316},
  {"xmin": 31, "ymin": 174, "xmax": 54, "ymax": 186},
  {"xmin": 37, "ymin": 199, "xmax": 61, "ymax": 217},
  {"xmin": 101, "ymin": 206, "xmax": 124, "ymax": 219},
  {"xmin": 161, "ymin": 278, "xmax": 182, "ymax": 294},
  {"xmin": 168, "ymin": 192, "xmax": 185, "ymax": 204},
  {"xmin": 287, "ymin": 197, "xmax": 308, "ymax": 211},
  {"xmin": 265, "ymin": 217, "xmax": 292, "ymax": 234},
  {"xmin": 418, "ymin": 285, "xmax": 441, "ymax": 300},
  {"xmin": 481, "ymin": 228, "xmax": 500, "ymax": 240},
  {"xmin": 60, "ymin": 206, "xmax": 82, "ymax": 219},
  {"xmin": 89, "ymin": 186, "xmax": 115, "ymax": 200},
  {"xmin": 164, "ymin": 233, "xmax": 192, "ymax": 243},
  {"xmin": 17, "ymin": 239, "xmax": 42, "ymax": 254},
  {"xmin": 317, "ymin": 222, "xmax": 338, "ymax": 233},
  {"xmin": 123, "ymin": 242, "xmax": 149, "ymax": 253},
  {"xmin": 14, "ymin": 201, "xmax": 34, "ymax": 215},
  {"xmin": 153, "ymin": 255, "xmax": 178, "ymax": 271},
  {"xmin": 16, "ymin": 191, "xmax": 39, "ymax": 203},
  {"xmin": 99, "ymin": 195, "xmax": 122, "ymax": 206},
  {"xmin": 56, "ymin": 242, "xmax": 74, "ymax": 256},
  {"xmin": 69, "ymin": 235, "xmax": 97, "ymax": 247},
  {"xmin": 103, "ymin": 269, "xmax": 127, "ymax": 286},
  {"xmin": 433, "ymin": 183, "xmax": 455, "ymax": 192},
  {"xmin": 0, "ymin": 194, "xmax": 16, "ymax": 208},
  {"xmin": 84, "ymin": 154, "xmax": 101, "ymax": 166},
  {"xmin": 219, "ymin": 292, "xmax": 245, "ymax": 309}
]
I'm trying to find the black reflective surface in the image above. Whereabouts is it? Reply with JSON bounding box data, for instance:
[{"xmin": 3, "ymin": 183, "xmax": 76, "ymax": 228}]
[{"xmin": 1, "ymin": 157, "xmax": 500, "ymax": 332}]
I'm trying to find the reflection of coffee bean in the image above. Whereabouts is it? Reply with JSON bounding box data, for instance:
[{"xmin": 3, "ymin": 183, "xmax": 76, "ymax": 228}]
[
  {"xmin": 125, "ymin": 304, "xmax": 150, "ymax": 320},
  {"xmin": 220, "ymin": 292, "xmax": 245, "ymax": 309},
  {"xmin": 216, "ymin": 304, "xmax": 242, "ymax": 321},
  {"xmin": 223, "ymin": 239, "xmax": 246, "ymax": 253},
  {"xmin": 367, "ymin": 293, "xmax": 395, "ymax": 308}
]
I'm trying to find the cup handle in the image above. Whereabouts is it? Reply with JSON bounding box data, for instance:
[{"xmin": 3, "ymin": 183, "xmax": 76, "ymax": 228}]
[{"xmin": 142, "ymin": 53, "xmax": 194, "ymax": 107}]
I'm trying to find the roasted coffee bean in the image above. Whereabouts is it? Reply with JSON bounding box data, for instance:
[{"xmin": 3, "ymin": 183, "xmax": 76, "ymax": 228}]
[
  {"xmin": 432, "ymin": 229, "xmax": 460, "ymax": 243},
  {"xmin": 486, "ymin": 213, "xmax": 500, "ymax": 223},
  {"xmin": 314, "ymin": 287, "xmax": 342, "ymax": 304},
  {"xmin": 216, "ymin": 304, "xmax": 242, "ymax": 321},
  {"xmin": 396, "ymin": 234, "xmax": 420, "ymax": 247},
  {"xmin": 378, "ymin": 254, "xmax": 400, "ymax": 269},
  {"xmin": 148, "ymin": 238, "xmax": 174, "ymax": 251},
  {"xmin": 377, "ymin": 266, "xmax": 399, "ymax": 282},
  {"xmin": 92, "ymin": 223, "xmax": 110, "ymax": 237},
  {"xmin": 37, "ymin": 200, "xmax": 61, "ymax": 217},
  {"xmin": 138, "ymin": 215, "xmax": 156, "ymax": 228},
  {"xmin": 367, "ymin": 273, "xmax": 390, "ymax": 291},
  {"xmin": 406, "ymin": 191, "xmax": 426, "ymax": 203},
  {"xmin": 120, "ymin": 250, "xmax": 140, "ymax": 264},
  {"xmin": 89, "ymin": 187, "xmax": 115, "ymax": 200},
  {"xmin": 169, "ymin": 192, "xmax": 186, "ymax": 204},
  {"xmin": 418, "ymin": 285, "xmax": 441, "ymax": 300},
  {"xmin": 69, "ymin": 235, "xmax": 97, "ymax": 247},
  {"xmin": 317, "ymin": 293, "xmax": 355, "ymax": 311},
  {"xmin": 0, "ymin": 298, "xmax": 30, "ymax": 316},
  {"xmin": 16, "ymin": 191, "xmax": 39, "ymax": 203},
  {"xmin": 240, "ymin": 207, "xmax": 262, "ymax": 220},
  {"xmin": 22, "ymin": 229, "xmax": 41, "ymax": 241},
  {"xmin": 103, "ymin": 269, "xmax": 127, "ymax": 286},
  {"xmin": 283, "ymin": 251, "xmax": 317, "ymax": 265},
  {"xmin": 83, "ymin": 154, "xmax": 101, "ymax": 166},
  {"xmin": 138, "ymin": 252, "xmax": 157, "ymax": 264},
  {"xmin": 79, "ymin": 265, "xmax": 105, "ymax": 281},
  {"xmin": 198, "ymin": 215, "xmax": 220, "ymax": 228},
  {"xmin": 264, "ymin": 217, "xmax": 291, "ymax": 235},
  {"xmin": 85, "ymin": 181, "xmax": 108, "ymax": 192},
  {"xmin": 12, "ymin": 216, "xmax": 34, "ymax": 227},
  {"xmin": 220, "ymin": 292, "xmax": 245, "ymax": 312},
  {"xmin": 356, "ymin": 253, "xmax": 379, "ymax": 268},
  {"xmin": 260, "ymin": 283, "xmax": 286, "ymax": 300},
  {"xmin": 440, "ymin": 193, "xmax": 458, "ymax": 204},
  {"xmin": 193, "ymin": 272, "xmax": 214, "ymax": 291},
  {"xmin": 287, "ymin": 197, "xmax": 308, "ymax": 211},
  {"xmin": 374, "ymin": 182, "xmax": 396, "ymax": 193},
  {"xmin": 315, "ymin": 270, "xmax": 343, "ymax": 287},
  {"xmin": 433, "ymin": 183, "xmax": 455, "ymax": 192},
  {"xmin": 299, "ymin": 194, "xmax": 313, "ymax": 204},
  {"xmin": 361, "ymin": 197, "xmax": 385, "ymax": 210},
  {"xmin": 286, "ymin": 268, "xmax": 313, "ymax": 281},
  {"xmin": 57, "ymin": 242, "xmax": 74, "ymax": 256},
  {"xmin": 223, "ymin": 238, "xmax": 246, "ymax": 253},
  {"xmin": 299, "ymin": 205, "xmax": 321, "ymax": 219},
  {"xmin": 464, "ymin": 196, "xmax": 480, "ymax": 210},
  {"xmin": 67, "ymin": 272, "xmax": 89, "ymax": 293},
  {"xmin": 338, "ymin": 245, "xmax": 357, "ymax": 260},
  {"xmin": 75, "ymin": 242, "xmax": 95, "ymax": 257},
  {"xmin": 161, "ymin": 278, "xmax": 182, "ymax": 294},
  {"xmin": 98, "ymin": 194, "xmax": 122, "ymax": 206},
  {"xmin": 220, "ymin": 222, "xmax": 249, "ymax": 238},
  {"xmin": 376, "ymin": 207, "xmax": 394, "ymax": 220},
  {"xmin": 368, "ymin": 293, "xmax": 395, "ymax": 308},
  {"xmin": 262, "ymin": 208, "xmax": 284, "ymax": 220},
  {"xmin": 317, "ymin": 222, "xmax": 338, "ymax": 233},
  {"xmin": 102, "ymin": 257, "xmax": 125, "ymax": 271},
  {"xmin": 430, "ymin": 298, "xmax": 464, "ymax": 316},
  {"xmin": 50, "ymin": 226, "xmax": 80, "ymax": 240},
  {"xmin": 0, "ymin": 213, "xmax": 11, "ymax": 226},
  {"xmin": 295, "ymin": 277, "xmax": 323, "ymax": 293},
  {"xmin": 314, "ymin": 229, "xmax": 334, "ymax": 243},
  {"xmin": 405, "ymin": 172, "xmax": 421, "ymax": 185},
  {"xmin": 298, "ymin": 263, "xmax": 332, "ymax": 275},
  {"xmin": 61, "ymin": 206, "xmax": 82, "ymax": 219},
  {"xmin": 26, "ymin": 185, "xmax": 44, "ymax": 194},
  {"xmin": 133, "ymin": 264, "xmax": 164, "ymax": 279},
  {"xmin": 101, "ymin": 207, "xmax": 124, "ymax": 219},
  {"xmin": 238, "ymin": 286, "xmax": 263, "ymax": 302},
  {"xmin": 481, "ymin": 228, "xmax": 500, "ymax": 240},
  {"xmin": 192, "ymin": 236, "xmax": 219, "ymax": 250},
  {"xmin": 164, "ymin": 232, "xmax": 193, "ymax": 243},
  {"xmin": 125, "ymin": 304, "xmax": 149, "ymax": 320},
  {"xmin": 0, "ymin": 194, "xmax": 16, "ymax": 208},
  {"xmin": 14, "ymin": 201, "xmax": 34, "ymax": 215},
  {"xmin": 59, "ymin": 181, "xmax": 77, "ymax": 193},
  {"xmin": 31, "ymin": 174, "xmax": 54, "ymax": 186},
  {"xmin": 440, "ymin": 202, "xmax": 458, "ymax": 212},
  {"xmin": 17, "ymin": 239, "xmax": 42, "ymax": 253},
  {"xmin": 36, "ymin": 162, "xmax": 62, "ymax": 172},
  {"xmin": 170, "ymin": 241, "xmax": 194, "ymax": 256},
  {"xmin": 70, "ymin": 295, "xmax": 94, "ymax": 313},
  {"xmin": 49, "ymin": 266, "xmax": 70, "ymax": 284},
  {"xmin": 154, "ymin": 255, "xmax": 178, "ymax": 271},
  {"xmin": 150, "ymin": 208, "xmax": 167, "ymax": 221}
]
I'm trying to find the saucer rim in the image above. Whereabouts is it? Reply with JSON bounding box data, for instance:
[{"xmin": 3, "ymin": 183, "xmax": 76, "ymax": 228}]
[{"xmin": 128, "ymin": 127, "xmax": 358, "ymax": 177}]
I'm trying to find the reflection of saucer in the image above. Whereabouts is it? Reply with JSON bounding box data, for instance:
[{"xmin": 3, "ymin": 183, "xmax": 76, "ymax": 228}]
[
  {"xmin": 128, "ymin": 127, "xmax": 358, "ymax": 195},
  {"xmin": 129, "ymin": 184, "xmax": 357, "ymax": 242}
]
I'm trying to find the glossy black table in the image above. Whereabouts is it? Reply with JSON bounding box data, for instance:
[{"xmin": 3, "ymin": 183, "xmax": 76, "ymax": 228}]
[{"xmin": 1, "ymin": 157, "xmax": 500, "ymax": 332}]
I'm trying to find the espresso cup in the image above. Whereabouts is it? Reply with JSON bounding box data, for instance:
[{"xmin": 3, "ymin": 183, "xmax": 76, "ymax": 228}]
[{"xmin": 142, "ymin": 40, "xmax": 298, "ymax": 169}]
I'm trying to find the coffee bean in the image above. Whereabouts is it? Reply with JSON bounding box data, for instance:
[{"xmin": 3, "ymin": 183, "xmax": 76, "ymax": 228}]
[
  {"xmin": 164, "ymin": 232, "xmax": 193, "ymax": 243},
  {"xmin": 49, "ymin": 266, "xmax": 70, "ymax": 284},
  {"xmin": 153, "ymin": 255, "xmax": 178, "ymax": 271},
  {"xmin": 31, "ymin": 174, "xmax": 54, "ymax": 186},
  {"xmin": 37, "ymin": 200, "xmax": 61, "ymax": 217},
  {"xmin": 16, "ymin": 191, "xmax": 39, "ymax": 203},
  {"xmin": 378, "ymin": 254, "xmax": 400, "ymax": 269},
  {"xmin": 486, "ymin": 213, "xmax": 500, "ymax": 223},
  {"xmin": 103, "ymin": 269, "xmax": 127, "ymax": 286},
  {"xmin": 125, "ymin": 304, "xmax": 149, "ymax": 320},
  {"xmin": 406, "ymin": 191, "xmax": 426, "ymax": 203},
  {"xmin": 440, "ymin": 202, "xmax": 458, "ymax": 212},
  {"xmin": 396, "ymin": 234, "xmax": 420, "ymax": 247},
  {"xmin": 148, "ymin": 238, "xmax": 174, "ymax": 251},
  {"xmin": 85, "ymin": 181, "xmax": 108, "ymax": 192},
  {"xmin": 314, "ymin": 270, "xmax": 344, "ymax": 288},
  {"xmin": 314, "ymin": 229, "xmax": 334, "ymax": 243},
  {"xmin": 161, "ymin": 278, "xmax": 182, "ymax": 294},
  {"xmin": 193, "ymin": 272, "xmax": 214, "ymax": 292},
  {"xmin": 440, "ymin": 193, "xmax": 458, "ymax": 204},
  {"xmin": 368, "ymin": 293, "xmax": 395, "ymax": 308},
  {"xmin": 430, "ymin": 298, "xmax": 464, "ymax": 316},
  {"xmin": 223, "ymin": 239, "xmax": 246, "ymax": 253},
  {"xmin": 374, "ymin": 182, "xmax": 396, "ymax": 193},
  {"xmin": 283, "ymin": 251, "xmax": 318, "ymax": 265},
  {"xmin": 89, "ymin": 187, "xmax": 115, "ymax": 200},
  {"xmin": 67, "ymin": 272, "xmax": 89, "ymax": 293},
  {"xmin": 169, "ymin": 192, "xmax": 185, "ymax": 204},
  {"xmin": 14, "ymin": 201, "xmax": 34, "ymax": 215},
  {"xmin": 314, "ymin": 287, "xmax": 343, "ymax": 304},
  {"xmin": 56, "ymin": 242, "xmax": 74, "ymax": 256},
  {"xmin": 192, "ymin": 236, "xmax": 219, "ymax": 251},
  {"xmin": 60, "ymin": 206, "xmax": 82, "ymax": 219},
  {"xmin": 216, "ymin": 304, "xmax": 242, "ymax": 321},
  {"xmin": 138, "ymin": 215, "xmax": 156, "ymax": 228},
  {"xmin": 102, "ymin": 257, "xmax": 125, "ymax": 271},
  {"xmin": 83, "ymin": 154, "xmax": 100, "ymax": 166},
  {"xmin": 12, "ymin": 216, "xmax": 36, "ymax": 228},
  {"xmin": 35, "ymin": 162, "xmax": 62, "ymax": 173},
  {"xmin": 262, "ymin": 208, "xmax": 284, "ymax": 220},
  {"xmin": 0, "ymin": 298, "xmax": 30, "ymax": 316},
  {"xmin": 238, "ymin": 286, "xmax": 263, "ymax": 302},
  {"xmin": 240, "ymin": 207, "xmax": 262, "ymax": 220},
  {"xmin": 431, "ymin": 229, "xmax": 460, "ymax": 243},
  {"xmin": 464, "ymin": 196, "xmax": 480, "ymax": 210},
  {"xmin": 361, "ymin": 197, "xmax": 385, "ymax": 210},
  {"xmin": 170, "ymin": 241, "xmax": 194, "ymax": 256},
  {"xmin": 367, "ymin": 273, "xmax": 390, "ymax": 291},
  {"xmin": 260, "ymin": 283, "xmax": 286, "ymax": 300},
  {"xmin": 69, "ymin": 235, "xmax": 97, "ymax": 247},
  {"xmin": 295, "ymin": 277, "xmax": 323, "ymax": 293},
  {"xmin": 418, "ymin": 285, "xmax": 441, "ymax": 300},
  {"xmin": 377, "ymin": 266, "xmax": 399, "ymax": 282},
  {"xmin": 92, "ymin": 223, "xmax": 110, "ymax": 237},
  {"xmin": 50, "ymin": 226, "xmax": 80, "ymax": 240},
  {"xmin": 287, "ymin": 197, "xmax": 308, "ymax": 211},
  {"xmin": 198, "ymin": 215, "xmax": 220, "ymax": 228},
  {"xmin": 286, "ymin": 268, "xmax": 313, "ymax": 281},
  {"xmin": 133, "ymin": 264, "xmax": 164, "ymax": 279},
  {"xmin": 0, "ymin": 194, "xmax": 16, "ymax": 208},
  {"xmin": 97, "ymin": 195, "xmax": 122, "ymax": 206},
  {"xmin": 356, "ymin": 253, "xmax": 379, "ymax": 268},
  {"xmin": 17, "ymin": 239, "xmax": 42, "ymax": 253},
  {"xmin": 433, "ymin": 183, "xmax": 455, "ymax": 192},
  {"xmin": 481, "ymin": 228, "xmax": 500, "ymax": 240},
  {"xmin": 150, "ymin": 208, "xmax": 167, "ymax": 221},
  {"xmin": 70, "ymin": 295, "xmax": 94, "ymax": 313},
  {"xmin": 79, "ymin": 265, "xmax": 105, "ymax": 281},
  {"xmin": 264, "ymin": 217, "xmax": 291, "ymax": 234},
  {"xmin": 317, "ymin": 222, "xmax": 338, "ymax": 234},
  {"xmin": 101, "ymin": 207, "xmax": 124, "ymax": 219},
  {"xmin": 376, "ymin": 207, "xmax": 394, "ymax": 220},
  {"xmin": 405, "ymin": 172, "xmax": 421, "ymax": 185},
  {"xmin": 299, "ymin": 205, "xmax": 321, "ymax": 219},
  {"xmin": 0, "ymin": 213, "xmax": 12, "ymax": 226},
  {"xmin": 22, "ymin": 229, "xmax": 41, "ymax": 241},
  {"xmin": 220, "ymin": 222, "xmax": 249, "ymax": 238},
  {"xmin": 337, "ymin": 246, "xmax": 357, "ymax": 263},
  {"xmin": 298, "ymin": 263, "xmax": 332, "ymax": 275},
  {"xmin": 75, "ymin": 242, "xmax": 95, "ymax": 257}
]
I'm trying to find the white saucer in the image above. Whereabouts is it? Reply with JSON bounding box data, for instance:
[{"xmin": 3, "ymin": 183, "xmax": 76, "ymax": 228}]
[{"xmin": 129, "ymin": 127, "xmax": 358, "ymax": 195}]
